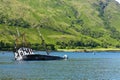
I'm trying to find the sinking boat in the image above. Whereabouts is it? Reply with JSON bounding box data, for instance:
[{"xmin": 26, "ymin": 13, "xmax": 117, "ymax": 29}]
[
  {"xmin": 14, "ymin": 47, "xmax": 67, "ymax": 61},
  {"xmin": 14, "ymin": 28, "xmax": 68, "ymax": 61}
]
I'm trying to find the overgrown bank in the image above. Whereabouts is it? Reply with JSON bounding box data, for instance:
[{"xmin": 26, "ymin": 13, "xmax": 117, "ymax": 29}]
[
  {"xmin": 0, "ymin": 40, "xmax": 120, "ymax": 52},
  {"xmin": 0, "ymin": 0, "xmax": 120, "ymax": 51}
]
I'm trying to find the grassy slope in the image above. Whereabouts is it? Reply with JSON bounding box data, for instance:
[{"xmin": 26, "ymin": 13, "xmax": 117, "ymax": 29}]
[{"xmin": 0, "ymin": 0, "xmax": 120, "ymax": 49}]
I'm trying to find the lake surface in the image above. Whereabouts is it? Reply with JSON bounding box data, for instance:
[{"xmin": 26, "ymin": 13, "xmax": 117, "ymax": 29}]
[{"xmin": 1, "ymin": 51, "xmax": 120, "ymax": 80}]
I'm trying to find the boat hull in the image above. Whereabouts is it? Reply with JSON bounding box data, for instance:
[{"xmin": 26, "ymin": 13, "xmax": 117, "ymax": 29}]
[{"xmin": 22, "ymin": 54, "xmax": 64, "ymax": 61}]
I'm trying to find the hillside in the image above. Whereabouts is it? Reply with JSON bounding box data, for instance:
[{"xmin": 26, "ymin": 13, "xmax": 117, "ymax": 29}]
[{"xmin": 0, "ymin": 0, "xmax": 120, "ymax": 50}]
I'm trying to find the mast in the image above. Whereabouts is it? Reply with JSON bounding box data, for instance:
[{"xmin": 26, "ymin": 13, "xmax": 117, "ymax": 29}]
[
  {"xmin": 21, "ymin": 33, "xmax": 26, "ymax": 47},
  {"xmin": 16, "ymin": 28, "xmax": 20, "ymax": 37},
  {"xmin": 14, "ymin": 27, "xmax": 20, "ymax": 51},
  {"xmin": 15, "ymin": 28, "xmax": 27, "ymax": 48},
  {"xmin": 37, "ymin": 28, "xmax": 49, "ymax": 55}
]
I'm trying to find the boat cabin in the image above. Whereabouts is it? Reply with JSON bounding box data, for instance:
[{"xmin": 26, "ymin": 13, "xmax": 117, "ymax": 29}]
[{"xmin": 15, "ymin": 47, "xmax": 34, "ymax": 60}]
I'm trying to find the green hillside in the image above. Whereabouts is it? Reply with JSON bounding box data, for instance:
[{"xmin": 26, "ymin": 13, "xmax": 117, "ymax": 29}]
[{"xmin": 0, "ymin": 0, "xmax": 120, "ymax": 50}]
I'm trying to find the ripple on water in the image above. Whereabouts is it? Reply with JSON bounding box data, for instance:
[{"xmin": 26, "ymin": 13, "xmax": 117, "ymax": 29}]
[{"xmin": 1, "ymin": 51, "xmax": 120, "ymax": 80}]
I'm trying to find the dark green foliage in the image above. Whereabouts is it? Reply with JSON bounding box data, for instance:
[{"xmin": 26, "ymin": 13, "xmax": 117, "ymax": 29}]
[
  {"xmin": 83, "ymin": 40, "xmax": 100, "ymax": 48},
  {"xmin": 0, "ymin": 41, "xmax": 56, "ymax": 51},
  {"xmin": 71, "ymin": 19, "xmax": 84, "ymax": 27},
  {"xmin": 110, "ymin": 31, "xmax": 120, "ymax": 40},
  {"xmin": 80, "ymin": 27, "xmax": 103, "ymax": 38},
  {"xmin": 0, "ymin": 12, "xmax": 30, "ymax": 28},
  {"xmin": 7, "ymin": 18, "xmax": 30, "ymax": 28},
  {"xmin": 56, "ymin": 39, "xmax": 100, "ymax": 49},
  {"xmin": 56, "ymin": 41, "xmax": 68, "ymax": 49},
  {"xmin": 116, "ymin": 44, "xmax": 120, "ymax": 48},
  {"xmin": 0, "ymin": 13, "xmax": 8, "ymax": 24},
  {"xmin": 0, "ymin": 41, "xmax": 13, "ymax": 51},
  {"xmin": 104, "ymin": 25, "xmax": 120, "ymax": 40},
  {"xmin": 47, "ymin": 44, "xmax": 56, "ymax": 51},
  {"xmin": 101, "ymin": 42, "xmax": 112, "ymax": 48},
  {"xmin": 96, "ymin": 0, "xmax": 109, "ymax": 17},
  {"xmin": 70, "ymin": 6, "xmax": 79, "ymax": 18},
  {"xmin": 29, "ymin": 43, "xmax": 56, "ymax": 51}
]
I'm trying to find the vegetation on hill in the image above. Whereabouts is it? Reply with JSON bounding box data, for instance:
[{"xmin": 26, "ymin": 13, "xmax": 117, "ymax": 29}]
[{"xmin": 0, "ymin": 0, "xmax": 120, "ymax": 51}]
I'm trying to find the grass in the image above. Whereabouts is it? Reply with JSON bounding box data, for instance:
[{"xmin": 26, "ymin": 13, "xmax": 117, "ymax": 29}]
[
  {"xmin": 58, "ymin": 48, "xmax": 120, "ymax": 52},
  {"xmin": 0, "ymin": 0, "xmax": 120, "ymax": 50}
]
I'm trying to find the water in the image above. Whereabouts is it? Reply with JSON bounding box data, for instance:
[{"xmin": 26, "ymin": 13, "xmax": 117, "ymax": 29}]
[{"xmin": 1, "ymin": 51, "xmax": 120, "ymax": 80}]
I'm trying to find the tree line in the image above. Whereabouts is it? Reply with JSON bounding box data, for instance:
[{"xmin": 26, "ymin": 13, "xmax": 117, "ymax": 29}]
[
  {"xmin": 56, "ymin": 39, "xmax": 120, "ymax": 49},
  {"xmin": 0, "ymin": 39, "xmax": 120, "ymax": 51},
  {"xmin": 0, "ymin": 41, "xmax": 55, "ymax": 51}
]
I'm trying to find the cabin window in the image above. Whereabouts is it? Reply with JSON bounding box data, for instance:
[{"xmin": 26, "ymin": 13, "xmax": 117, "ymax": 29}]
[{"xmin": 20, "ymin": 52, "xmax": 23, "ymax": 56}]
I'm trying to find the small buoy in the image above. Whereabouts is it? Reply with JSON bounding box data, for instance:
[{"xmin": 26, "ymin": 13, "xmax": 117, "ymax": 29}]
[{"xmin": 63, "ymin": 54, "xmax": 68, "ymax": 59}]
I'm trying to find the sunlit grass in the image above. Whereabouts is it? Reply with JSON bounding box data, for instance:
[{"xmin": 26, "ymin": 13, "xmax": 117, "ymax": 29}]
[{"xmin": 0, "ymin": 0, "xmax": 120, "ymax": 49}]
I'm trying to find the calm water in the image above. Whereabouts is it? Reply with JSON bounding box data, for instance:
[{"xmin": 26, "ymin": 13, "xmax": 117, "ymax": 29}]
[{"xmin": 1, "ymin": 51, "xmax": 120, "ymax": 80}]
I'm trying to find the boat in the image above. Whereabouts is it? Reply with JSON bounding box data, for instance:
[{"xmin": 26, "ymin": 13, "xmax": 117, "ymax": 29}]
[
  {"xmin": 14, "ymin": 28, "xmax": 68, "ymax": 61},
  {"xmin": 14, "ymin": 47, "xmax": 67, "ymax": 61}
]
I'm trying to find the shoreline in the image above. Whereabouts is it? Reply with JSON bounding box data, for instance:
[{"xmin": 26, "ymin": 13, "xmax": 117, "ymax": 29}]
[
  {"xmin": 0, "ymin": 48, "xmax": 120, "ymax": 52},
  {"xmin": 57, "ymin": 48, "xmax": 120, "ymax": 52}
]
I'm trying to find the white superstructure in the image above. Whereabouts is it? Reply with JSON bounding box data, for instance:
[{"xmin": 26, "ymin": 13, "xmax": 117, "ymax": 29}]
[{"xmin": 15, "ymin": 47, "xmax": 34, "ymax": 60}]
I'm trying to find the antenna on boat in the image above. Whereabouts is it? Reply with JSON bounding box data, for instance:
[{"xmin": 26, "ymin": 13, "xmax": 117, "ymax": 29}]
[
  {"xmin": 14, "ymin": 27, "xmax": 20, "ymax": 51},
  {"xmin": 37, "ymin": 27, "xmax": 49, "ymax": 55},
  {"xmin": 16, "ymin": 27, "xmax": 27, "ymax": 47},
  {"xmin": 21, "ymin": 33, "xmax": 26, "ymax": 47}
]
